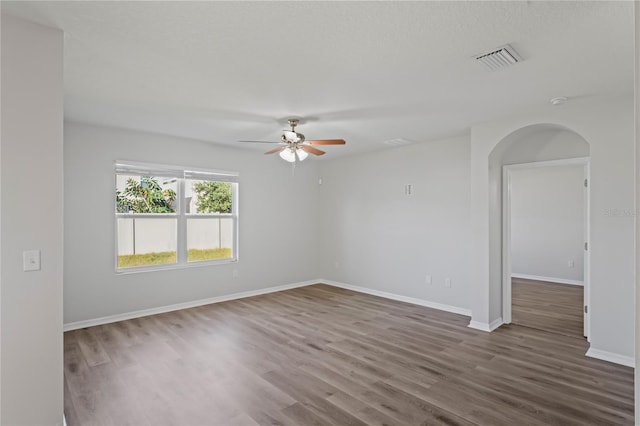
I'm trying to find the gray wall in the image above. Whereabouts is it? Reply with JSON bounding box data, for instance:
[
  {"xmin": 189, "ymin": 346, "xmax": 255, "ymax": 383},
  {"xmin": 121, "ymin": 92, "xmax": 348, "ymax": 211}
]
[
  {"xmin": 1, "ymin": 14, "xmax": 64, "ymax": 425},
  {"xmin": 510, "ymin": 165, "xmax": 585, "ymax": 283},
  {"xmin": 64, "ymin": 123, "xmax": 320, "ymax": 323},
  {"xmin": 318, "ymin": 135, "xmax": 472, "ymax": 311},
  {"xmin": 470, "ymin": 96, "xmax": 635, "ymax": 362},
  {"xmin": 66, "ymin": 96, "xmax": 636, "ymax": 365}
]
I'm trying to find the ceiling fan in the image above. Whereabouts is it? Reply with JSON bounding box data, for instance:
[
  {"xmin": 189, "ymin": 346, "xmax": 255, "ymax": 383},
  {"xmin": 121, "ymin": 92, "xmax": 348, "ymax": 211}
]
[{"xmin": 239, "ymin": 118, "xmax": 345, "ymax": 162}]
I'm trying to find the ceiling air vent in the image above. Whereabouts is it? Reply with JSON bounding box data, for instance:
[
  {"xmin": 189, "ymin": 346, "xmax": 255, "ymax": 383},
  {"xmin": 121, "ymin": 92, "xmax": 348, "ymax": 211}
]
[{"xmin": 475, "ymin": 44, "xmax": 522, "ymax": 71}]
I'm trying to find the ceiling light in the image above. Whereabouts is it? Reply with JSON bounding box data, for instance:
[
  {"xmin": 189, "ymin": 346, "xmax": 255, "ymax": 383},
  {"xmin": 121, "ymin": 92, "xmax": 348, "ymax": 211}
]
[
  {"xmin": 279, "ymin": 148, "xmax": 296, "ymax": 163},
  {"xmin": 241, "ymin": 118, "xmax": 345, "ymax": 162},
  {"xmin": 279, "ymin": 146, "xmax": 309, "ymax": 163}
]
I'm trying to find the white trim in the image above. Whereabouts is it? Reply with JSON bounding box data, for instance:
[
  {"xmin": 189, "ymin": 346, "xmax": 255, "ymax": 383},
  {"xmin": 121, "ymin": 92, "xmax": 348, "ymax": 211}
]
[
  {"xmin": 503, "ymin": 157, "xmax": 590, "ymax": 170},
  {"xmin": 511, "ymin": 273, "xmax": 584, "ymax": 286},
  {"xmin": 176, "ymin": 177, "xmax": 187, "ymax": 264},
  {"xmin": 586, "ymin": 347, "xmax": 635, "ymax": 368},
  {"xmin": 320, "ymin": 279, "xmax": 472, "ymax": 316},
  {"xmin": 468, "ymin": 317, "xmax": 503, "ymax": 332},
  {"xmin": 64, "ymin": 279, "xmax": 472, "ymax": 331},
  {"xmin": 490, "ymin": 317, "xmax": 504, "ymax": 330},
  {"xmin": 115, "ymin": 160, "xmax": 239, "ymax": 181},
  {"xmin": 63, "ymin": 280, "xmax": 317, "ymax": 331},
  {"xmin": 503, "ymin": 165, "xmax": 513, "ymax": 323},
  {"xmin": 583, "ymin": 161, "xmax": 591, "ymax": 341}
]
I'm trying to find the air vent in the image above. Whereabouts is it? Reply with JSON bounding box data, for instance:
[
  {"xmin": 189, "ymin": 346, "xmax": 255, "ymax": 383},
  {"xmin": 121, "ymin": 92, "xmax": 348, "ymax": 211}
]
[
  {"xmin": 383, "ymin": 138, "xmax": 414, "ymax": 147},
  {"xmin": 475, "ymin": 44, "xmax": 522, "ymax": 71}
]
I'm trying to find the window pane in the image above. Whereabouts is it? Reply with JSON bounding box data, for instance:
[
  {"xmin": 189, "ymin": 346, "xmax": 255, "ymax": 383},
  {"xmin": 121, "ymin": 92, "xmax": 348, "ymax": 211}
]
[
  {"xmin": 185, "ymin": 179, "xmax": 232, "ymax": 214},
  {"xmin": 187, "ymin": 218, "xmax": 234, "ymax": 262},
  {"xmin": 115, "ymin": 164, "xmax": 239, "ymax": 272},
  {"xmin": 117, "ymin": 218, "xmax": 177, "ymax": 268},
  {"xmin": 116, "ymin": 174, "xmax": 177, "ymax": 213}
]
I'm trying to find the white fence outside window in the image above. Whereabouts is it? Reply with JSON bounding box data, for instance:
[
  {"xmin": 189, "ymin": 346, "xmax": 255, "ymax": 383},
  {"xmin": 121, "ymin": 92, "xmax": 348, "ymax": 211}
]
[{"xmin": 117, "ymin": 217, "xmax": 233, "ymax": 255}]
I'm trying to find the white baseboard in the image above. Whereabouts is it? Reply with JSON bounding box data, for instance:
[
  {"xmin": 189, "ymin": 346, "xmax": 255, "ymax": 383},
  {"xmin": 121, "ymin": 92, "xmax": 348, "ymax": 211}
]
[
  {"xmin": 468, "ymin": 317, "xmax": 503, "ymax": 332},
  {"xmin": 319, "ymin": 279, "xmax": 472, "ymax": 317},
  {"xmin": 585, "ymin": 347, "xmax": 635, "ymax": 368},
  {"xmin": 65, "ymin": 279, "xmax": 471, "ymax": 331},
  {"xmin": 511, "ymin": 273, "xmax": 583, "ymax": 286},
  {"xmin": 63, "ymin": 280, "xmax": 317, "ymax": 331},
  {"xmin": 65, "ymin": 279, "xmax": 472, "ymax": 332}
]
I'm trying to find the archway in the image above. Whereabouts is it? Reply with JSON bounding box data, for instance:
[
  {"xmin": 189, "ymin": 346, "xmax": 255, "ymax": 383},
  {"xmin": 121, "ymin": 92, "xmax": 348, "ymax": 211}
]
[{"xmin": 487, "ymin": 124, "xmax": 590, "ymax": 333}]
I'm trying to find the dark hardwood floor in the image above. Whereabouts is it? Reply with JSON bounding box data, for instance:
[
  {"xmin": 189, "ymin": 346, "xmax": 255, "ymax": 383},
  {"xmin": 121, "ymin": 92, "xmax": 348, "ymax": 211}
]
[
  {"xmin": 512, "ymin": 277, "xmax": 584, "ymax": 338},
  {"xmin": 64, "ymin": 284, "xmax": 633, "ymax": 426}
]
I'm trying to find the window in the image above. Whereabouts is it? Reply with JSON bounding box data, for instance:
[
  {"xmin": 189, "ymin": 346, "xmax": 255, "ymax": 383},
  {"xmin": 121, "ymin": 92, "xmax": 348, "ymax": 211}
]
[{"xmin": 115, "ymin": 162, "xmax": 238, "ymax": 271}]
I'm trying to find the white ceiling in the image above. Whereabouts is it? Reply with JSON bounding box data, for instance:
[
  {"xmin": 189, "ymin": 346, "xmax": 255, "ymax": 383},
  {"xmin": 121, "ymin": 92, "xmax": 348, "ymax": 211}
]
[{"xmin": 2, "ymin": 1, "xmax": 634, "ymax": 159}]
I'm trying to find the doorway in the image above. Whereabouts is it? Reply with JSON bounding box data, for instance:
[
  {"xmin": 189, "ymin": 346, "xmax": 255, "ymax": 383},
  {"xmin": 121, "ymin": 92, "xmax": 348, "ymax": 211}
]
[
  {"xmin": 502, "ymin": 158, "xmax": 590, "ymax": 340},
  {"xmin": 511, "ymin": 277, "xmax": 584, "ymax": 337}
]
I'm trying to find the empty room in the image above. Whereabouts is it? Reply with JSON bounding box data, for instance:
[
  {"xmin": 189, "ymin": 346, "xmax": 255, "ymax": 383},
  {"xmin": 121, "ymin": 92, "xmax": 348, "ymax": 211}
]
[{"xmin": 1, "ymin": 1, "xmax": 638, "ymax": 425}]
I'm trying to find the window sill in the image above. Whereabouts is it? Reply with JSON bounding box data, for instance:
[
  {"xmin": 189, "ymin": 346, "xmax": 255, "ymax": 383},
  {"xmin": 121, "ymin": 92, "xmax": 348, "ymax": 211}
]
[{"xmin": 115, "ymin": 258, "xmax": 238, "ymax": 275}]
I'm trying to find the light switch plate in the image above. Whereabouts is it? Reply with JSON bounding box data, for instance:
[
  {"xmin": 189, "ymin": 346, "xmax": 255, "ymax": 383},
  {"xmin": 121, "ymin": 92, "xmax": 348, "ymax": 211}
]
[{"xmin": 23, "ymin": 250, "xmax": 41, "ymax": 272}]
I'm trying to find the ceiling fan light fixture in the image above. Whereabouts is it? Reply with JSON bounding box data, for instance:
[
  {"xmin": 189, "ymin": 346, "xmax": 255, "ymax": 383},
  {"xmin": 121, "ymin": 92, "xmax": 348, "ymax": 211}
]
[
  {"xmin": 279, "ymin": 148, "xmax": 296, "ymax": 162},
  {"xmin": 296, "ymin": 148, "xmax": 309, "ymax": 161},
  {"xmin": 240, "ymin": 117, "xmax": 344, "ymax": 162}
]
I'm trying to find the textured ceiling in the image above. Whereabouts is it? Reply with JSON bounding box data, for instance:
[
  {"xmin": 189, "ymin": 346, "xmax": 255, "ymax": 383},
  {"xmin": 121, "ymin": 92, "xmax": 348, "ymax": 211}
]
[{"xmin": 1, "ymin": 1, "xmax": 634, "ymax": 159}]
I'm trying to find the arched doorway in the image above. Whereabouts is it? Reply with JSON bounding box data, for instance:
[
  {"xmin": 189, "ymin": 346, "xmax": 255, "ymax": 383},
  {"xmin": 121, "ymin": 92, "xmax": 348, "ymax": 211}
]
[{"xmin": 487, "ymin": 124, "xmax": 590, "ymax": 336}]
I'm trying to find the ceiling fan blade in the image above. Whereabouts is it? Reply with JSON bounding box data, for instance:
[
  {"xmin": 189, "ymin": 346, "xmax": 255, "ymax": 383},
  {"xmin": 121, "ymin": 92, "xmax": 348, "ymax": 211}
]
[
  {"xmin": 239, "ymin": 140, "xmax": 281, "ymax": 144},
  {"xmin": 305, "ymin": 139, "xmax": 346, "ymax": 145},
  {"xmin": 264, "ymin": 146, "xmax": 286, "ymax": 155},
  {"xmin": 301, "ymin": 145, "xmax": 325, "ymax": 156}
]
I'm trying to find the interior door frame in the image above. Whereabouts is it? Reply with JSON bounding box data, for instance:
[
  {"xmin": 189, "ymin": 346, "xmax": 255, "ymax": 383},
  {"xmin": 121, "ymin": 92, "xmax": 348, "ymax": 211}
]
[{"xmin": 502, "ymin": 157, "xmax": 591, "ymax": 340}]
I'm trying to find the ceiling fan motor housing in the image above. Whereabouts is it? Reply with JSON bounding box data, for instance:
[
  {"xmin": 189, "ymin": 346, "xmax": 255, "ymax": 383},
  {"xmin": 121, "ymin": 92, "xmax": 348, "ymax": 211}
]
[{"xmin": 282, "ymin": 131, "xmax": 304, "ymax": 143}]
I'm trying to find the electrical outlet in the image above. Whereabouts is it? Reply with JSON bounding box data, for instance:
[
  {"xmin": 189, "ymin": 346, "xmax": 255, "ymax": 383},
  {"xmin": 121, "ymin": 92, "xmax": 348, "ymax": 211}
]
[
  {"xmin": 568, "ymin": 260, "xmax": 575, "ymax": 268},
  {"xmin": 232, "ymin": 269, "xmax": 239, "ymax": 278},
  {"xmin": 425, "ymin": 275, "xmax": 432, "ymax": 285},
  {"xmin": 334, "ymin": 261, "xmax": 340, "ymax": 269},
  {"xmin": 445, "ymin": 278, "xmax": 451, "ymax": 288}
]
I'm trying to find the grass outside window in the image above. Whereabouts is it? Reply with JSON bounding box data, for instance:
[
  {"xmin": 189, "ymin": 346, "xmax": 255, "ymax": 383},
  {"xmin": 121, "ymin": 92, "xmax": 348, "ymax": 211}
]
[{"xmin": 118, "ymin": 248, "xmax": 232, "ymax": 268}]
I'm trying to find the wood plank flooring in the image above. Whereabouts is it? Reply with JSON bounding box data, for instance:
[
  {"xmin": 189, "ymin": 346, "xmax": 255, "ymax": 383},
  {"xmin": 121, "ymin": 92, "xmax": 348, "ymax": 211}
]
[
  {"xmin": 512, "ymin": 277, "xmax": 584, "ymax": 338},
  {"xmin": 64, "ymin": 284, "xmax": 633, "ymax": 426}
]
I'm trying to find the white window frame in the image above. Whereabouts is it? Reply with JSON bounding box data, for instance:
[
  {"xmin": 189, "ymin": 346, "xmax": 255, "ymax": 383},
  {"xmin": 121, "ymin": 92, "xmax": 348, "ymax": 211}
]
[{"xmin": 115, "ymin": 161, "xmax": 239, "ymax": 273}]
